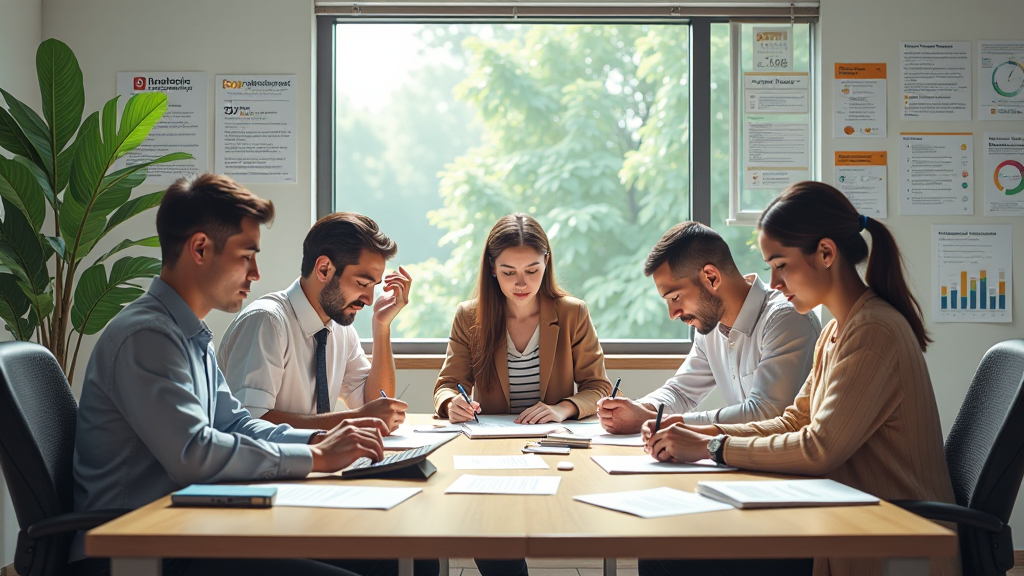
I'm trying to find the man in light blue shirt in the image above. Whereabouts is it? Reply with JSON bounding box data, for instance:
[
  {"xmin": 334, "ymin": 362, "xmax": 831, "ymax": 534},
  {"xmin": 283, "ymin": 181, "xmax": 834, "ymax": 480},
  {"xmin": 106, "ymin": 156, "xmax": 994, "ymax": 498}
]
[{"xmin": 71, "ymin": 174, "xmax": 406, "ymax": 576}]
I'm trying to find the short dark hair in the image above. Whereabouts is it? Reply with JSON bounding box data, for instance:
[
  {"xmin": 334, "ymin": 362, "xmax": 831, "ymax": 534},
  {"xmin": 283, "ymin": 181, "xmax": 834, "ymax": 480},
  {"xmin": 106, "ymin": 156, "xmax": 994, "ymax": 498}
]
[
  {"xmin": 643, "ymin": 222, "xmax": 738, "ymax": 279},
  {"xmin": 156, "ymin": 173, "xmax": 275, "ymax": 267},
  {"xmin": 300, "ymin": 212, "xmax": 398, "ymax": 277}
]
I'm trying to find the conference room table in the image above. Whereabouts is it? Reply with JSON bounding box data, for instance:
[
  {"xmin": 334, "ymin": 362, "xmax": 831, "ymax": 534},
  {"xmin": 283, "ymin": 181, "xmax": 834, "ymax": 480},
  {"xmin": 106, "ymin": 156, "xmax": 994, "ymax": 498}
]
[{"xmin": 87, "ymin": 414, "xmax": 957, "ymax": 576}]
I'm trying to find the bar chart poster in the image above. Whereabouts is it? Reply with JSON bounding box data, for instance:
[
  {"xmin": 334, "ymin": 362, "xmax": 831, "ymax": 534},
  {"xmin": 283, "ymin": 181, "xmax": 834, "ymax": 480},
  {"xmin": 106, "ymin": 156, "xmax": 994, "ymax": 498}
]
[{"xmin": 933, "ymin": 225, "xmax": 1012, "ymax": 323}]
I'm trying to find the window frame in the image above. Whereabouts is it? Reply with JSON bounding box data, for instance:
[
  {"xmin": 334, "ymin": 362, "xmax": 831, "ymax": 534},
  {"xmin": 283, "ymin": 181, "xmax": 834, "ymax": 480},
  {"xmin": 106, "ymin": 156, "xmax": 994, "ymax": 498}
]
[{"xmin": 315, "ymin": 6, "xmax": 817, "ymax": 356}]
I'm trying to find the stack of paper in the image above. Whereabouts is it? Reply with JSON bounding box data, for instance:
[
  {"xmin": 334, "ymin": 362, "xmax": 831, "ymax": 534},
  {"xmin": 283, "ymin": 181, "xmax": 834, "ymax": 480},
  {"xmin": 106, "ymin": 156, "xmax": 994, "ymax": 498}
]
[
  {"xmin": 574, "ymin": 487, "xmax": 734, "ymax": 518},
  {"xmin": 460, "ymin": 415, "xmax": 565, "ymax": 439},
  {"xmin": 696, "ymin": 479, "xmax": 880, "ymax": 509},
  {"xmin": 591, "ymin": 455, "xmax": 736, "ymax": 475},
  {"xmin": 261, "ymin": 484, "xmax": 421, "ymax": 509},
  {"xmin": 445, "ymin": 475, "xmax": 561, "ymax": 495},
  {"xmin": 540, "ymin": 433, "xmax": 591, "ymax": 448},
  {"xmin": 452, "ymin": 455, "xmax": 550, "ymax": 470}
]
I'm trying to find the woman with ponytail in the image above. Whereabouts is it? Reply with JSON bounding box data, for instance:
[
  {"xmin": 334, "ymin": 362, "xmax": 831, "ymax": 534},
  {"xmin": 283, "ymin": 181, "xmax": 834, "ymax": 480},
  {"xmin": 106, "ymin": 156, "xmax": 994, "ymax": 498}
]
[{"xmin": 640, "ymin": 182, "xmax": 958, "ymax": 576}]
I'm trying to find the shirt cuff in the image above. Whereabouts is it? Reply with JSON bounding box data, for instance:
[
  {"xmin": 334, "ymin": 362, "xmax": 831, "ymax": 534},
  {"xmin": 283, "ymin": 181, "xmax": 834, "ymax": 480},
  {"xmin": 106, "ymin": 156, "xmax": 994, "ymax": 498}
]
[{"xmin": 276, "ymin": 443, "xmax": 315, "ymax": 479}]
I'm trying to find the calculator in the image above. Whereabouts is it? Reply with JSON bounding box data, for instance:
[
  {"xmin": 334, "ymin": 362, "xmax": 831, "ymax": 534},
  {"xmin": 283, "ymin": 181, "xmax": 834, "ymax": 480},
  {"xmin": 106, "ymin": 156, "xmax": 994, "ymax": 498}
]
[{"xmin": 341, "ymin": 443, "xmax": 439, "ymax": 480}]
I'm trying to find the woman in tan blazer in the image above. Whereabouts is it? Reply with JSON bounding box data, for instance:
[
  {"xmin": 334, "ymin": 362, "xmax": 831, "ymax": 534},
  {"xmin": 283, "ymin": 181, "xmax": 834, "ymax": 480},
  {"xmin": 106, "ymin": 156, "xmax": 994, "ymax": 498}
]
[{"xmin": 434, "ymin": 213, "xmax": 611, "ymax": 425}]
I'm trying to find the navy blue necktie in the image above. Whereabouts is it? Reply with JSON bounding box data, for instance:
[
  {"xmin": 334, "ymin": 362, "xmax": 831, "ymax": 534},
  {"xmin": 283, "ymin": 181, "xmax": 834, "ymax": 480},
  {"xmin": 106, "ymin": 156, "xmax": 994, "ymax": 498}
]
[{"xmin": 314, "ymin": 328, "xmax": 330, "ymax": 414}]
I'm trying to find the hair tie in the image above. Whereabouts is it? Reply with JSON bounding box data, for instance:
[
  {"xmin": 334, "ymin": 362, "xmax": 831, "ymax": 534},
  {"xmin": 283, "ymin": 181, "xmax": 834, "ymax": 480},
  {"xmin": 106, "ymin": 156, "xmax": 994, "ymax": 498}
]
[{"xmin": 859, "ymin": 214, "xmax": 869, "ymax": 231}]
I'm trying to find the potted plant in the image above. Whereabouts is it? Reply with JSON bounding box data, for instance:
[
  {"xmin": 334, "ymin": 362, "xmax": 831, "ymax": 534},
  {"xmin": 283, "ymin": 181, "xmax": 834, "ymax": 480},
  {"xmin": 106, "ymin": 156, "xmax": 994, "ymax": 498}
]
[{"xmin": 0, "ymin": 38, "xmax": 191, "ymax": 381}]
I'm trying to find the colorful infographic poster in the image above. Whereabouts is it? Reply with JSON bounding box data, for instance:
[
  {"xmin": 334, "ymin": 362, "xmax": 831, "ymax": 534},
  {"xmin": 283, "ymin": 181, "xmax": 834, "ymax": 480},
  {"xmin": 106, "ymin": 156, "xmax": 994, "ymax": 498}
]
[
  {"xmin": 979, "ymin": 41, "xmax": 1024, "ymax": 120},
  {"xmin": 984, "ymin": 132, "xmax": 1024, "ymax": 216},
  {"xmin": 215, "ymin": 74, "xmax": 298, "ymax": 184},
  {"xmin": 899, "ymin": 133, "xmax": 974, "ymax": 216},
  {"xmin": 834, "ymin": 64, "xmax": 887, "ymax": 138},
  {"xmin": 115, "ymin": 72, "xmax": 208, "ymax": 185},
  {"xmin": 932, "ymin": 225, "xmax": 1012, "ymax": 323},
  {"xmin": 901, "ymin": 42, "xmax": 971, "ymax": 121},
  {"xmin": 753, "ymin": 27, "xmax": 793, "ymax": 72},
  {"xmin": 835, "ymin": 152, "xmax": 887, "ymax": 218}
]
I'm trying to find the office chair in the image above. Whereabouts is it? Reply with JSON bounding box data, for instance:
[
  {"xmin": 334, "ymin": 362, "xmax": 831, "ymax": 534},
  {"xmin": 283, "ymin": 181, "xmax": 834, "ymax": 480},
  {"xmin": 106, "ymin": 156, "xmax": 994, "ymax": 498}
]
[
  {"xmin": 893, "ymin": 339, "xmax": 1024, "ymax": 576},
  {"xmin": 0, "ymin": 341, "xmax": 128, "ymax": 576}
]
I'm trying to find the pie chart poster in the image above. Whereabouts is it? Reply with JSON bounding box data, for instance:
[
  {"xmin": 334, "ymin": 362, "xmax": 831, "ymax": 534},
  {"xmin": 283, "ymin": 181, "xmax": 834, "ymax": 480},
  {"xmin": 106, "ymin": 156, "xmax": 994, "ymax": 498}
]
[
  {"xmin": 979, "ymin": 41, "xmax": 1024, "ymax": 119},
  {"xmin": 985, "ymin": 132, "xmax": 1024, "ymax": 216}
]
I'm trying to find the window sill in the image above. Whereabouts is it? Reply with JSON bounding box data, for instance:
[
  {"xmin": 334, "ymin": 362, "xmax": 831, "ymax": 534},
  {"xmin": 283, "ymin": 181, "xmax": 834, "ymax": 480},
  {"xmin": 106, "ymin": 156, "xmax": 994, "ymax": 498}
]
[{"xmin": 374, "ymin": 354, "xmax": 685, "ymax": 371}]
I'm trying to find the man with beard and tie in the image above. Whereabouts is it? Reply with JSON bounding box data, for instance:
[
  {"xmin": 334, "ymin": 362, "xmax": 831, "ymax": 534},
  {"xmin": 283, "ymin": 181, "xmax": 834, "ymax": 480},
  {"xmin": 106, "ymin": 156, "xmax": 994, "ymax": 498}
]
[
  {"xmin": 220, "ymin": 212, "xmax": 412, "ymax": 435},
  {"xmin": 597, "ymin": 222, "xmax": 821, "ymax": 434}
]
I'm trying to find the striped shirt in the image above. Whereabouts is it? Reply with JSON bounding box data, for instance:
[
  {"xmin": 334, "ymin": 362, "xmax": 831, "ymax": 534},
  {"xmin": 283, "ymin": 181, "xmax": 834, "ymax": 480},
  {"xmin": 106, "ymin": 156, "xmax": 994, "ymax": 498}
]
[{"xmin": 508, "ymin": 327, "xmax": 541, "ymax": 411}]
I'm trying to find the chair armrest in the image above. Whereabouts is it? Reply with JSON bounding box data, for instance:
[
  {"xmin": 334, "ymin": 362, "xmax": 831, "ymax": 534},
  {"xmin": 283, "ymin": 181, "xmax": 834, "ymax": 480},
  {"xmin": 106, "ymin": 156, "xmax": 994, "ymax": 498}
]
[
  {"xmin": 891, "ymin": 500, "xmax": 1004, "ymax": 533},
  {"xmin": 26, "ymin": 508, "xmax": 132, "ymax": 539}
]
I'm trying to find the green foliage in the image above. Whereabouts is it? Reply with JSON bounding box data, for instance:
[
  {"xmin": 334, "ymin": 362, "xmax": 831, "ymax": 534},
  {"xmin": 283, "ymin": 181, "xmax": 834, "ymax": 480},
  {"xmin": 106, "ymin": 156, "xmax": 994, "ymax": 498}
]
[{"xmin": 0, "ymin": 39, "xmax": 191, "ymax": 380}]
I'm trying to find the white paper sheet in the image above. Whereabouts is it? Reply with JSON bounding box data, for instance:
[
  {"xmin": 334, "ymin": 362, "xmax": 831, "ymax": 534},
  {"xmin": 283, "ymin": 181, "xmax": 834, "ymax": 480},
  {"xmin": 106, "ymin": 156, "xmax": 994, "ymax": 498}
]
[
  {"xmin": 835, "ymin": 151, "xmax": 888, "ymax": 218},
  {"xmin": 901, "ymin": 41, "xmax": 971, "ymax": 121},
  {"xmin": 574, "ymin": 487, "xmax": 735, "ymax": 518},
  {"xmin": 984, "ymin": 132, "xmax": 1024, "ymax": 215},
  {"xmin": 460, "ymin": 415, "xmax": 565, "ymax": 438},
  {"xmin": 591, "ymin": 455, "xmax": 736, "ymax": 475},
  {"xmin": 899, "ymin": 132, "xmax": 974, "ymax": 215},
  {"xmin": 262, "ymin": 484, "xmax": 421, "ymax": 509},
  {"xmin": 696, "ymin": 479, "xmax": 879, "ymax": 508},
  {"xmin": 452, "ymin": 455, "xmax": 550, "ymax": 470},
  {"xmin": 215, "ymin": 74, "xmax": 298, "ymax": 183},
  {"xmin": 382, "ymin": 425, "xmax": 459, "ymax": 450},
  {"xmin": 590, "ymin": 433, "xmax": 645, "ymax": 447},
  {"xmin": 833, "ymin": 64, "xmax": 887, "ymax": 138},
  {"xmin": 978, "ymin": 41, "xmax": 1024, "ymax": 119},
  {"xmin": 445, "ymin": 475, "xmax": 561, "ymax": 495}
]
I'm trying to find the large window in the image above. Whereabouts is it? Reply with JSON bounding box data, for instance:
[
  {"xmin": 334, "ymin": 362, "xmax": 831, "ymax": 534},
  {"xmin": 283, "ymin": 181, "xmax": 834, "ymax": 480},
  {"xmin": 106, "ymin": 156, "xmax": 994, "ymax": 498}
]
[{"xmin": 319, "ymin": 10, "xmax": 814, "ymax": 351}]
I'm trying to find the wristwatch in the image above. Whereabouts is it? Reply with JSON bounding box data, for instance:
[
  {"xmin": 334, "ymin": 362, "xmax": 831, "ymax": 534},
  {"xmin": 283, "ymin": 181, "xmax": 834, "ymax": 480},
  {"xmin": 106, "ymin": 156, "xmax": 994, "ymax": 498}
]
[{"xmin": 707, "ymin": 434, "xmax": 728, "ymax": 465}]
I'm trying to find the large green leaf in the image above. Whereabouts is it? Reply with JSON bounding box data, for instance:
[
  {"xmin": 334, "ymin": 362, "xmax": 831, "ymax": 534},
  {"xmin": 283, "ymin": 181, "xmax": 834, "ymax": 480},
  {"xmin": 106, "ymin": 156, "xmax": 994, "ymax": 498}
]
[
  {"xmin": 36, "ymin": 39, "xmax": 85, "ymax": 158},
  {"xmin": 17, "ymin": 280, "xmax": 54, "ymax": 323},
  {"xmin": 0, "ymin": 107, "xmax": 44, "ymax": 166},
  {"xmin": 115, "ymin": 92, "xmax": 168, "ymax": 157},
  {"xmin": 0, "ymin": 273, "xmax": 35, "ymax": 340},
  {"xmin": 0, "ymin": 156, "xmax": 46, "ymax": 231},
  {"xmin": 0, "ymin": 198, "xmax": 48, "ymax": 291},
  {"xmin": 13, "ymin": 156, "xmax": 56, "ymax": 209},
  {"xmin": 71, "ymin": 256, "xmax": 161, "ymax": 335},
  {"xmin": 94, "ymin": 235, "xmax": 160, "ymax": 265},
  {"xmin": 99, "ymin": 189, "xmax": 164, "ymax": 241},
  {"xmin": 0, "ymin": 88, "xmax": 54, "ymax": 177}
]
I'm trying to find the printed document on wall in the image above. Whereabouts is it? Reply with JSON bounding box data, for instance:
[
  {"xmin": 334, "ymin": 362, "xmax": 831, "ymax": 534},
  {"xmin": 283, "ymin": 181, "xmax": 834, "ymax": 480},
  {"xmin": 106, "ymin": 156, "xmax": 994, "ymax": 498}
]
[
  {"xmin": 979, "ymin": 41, "xmax": 1024, "ymax": 120},
  {"xmin": 835, "ymin": 152, "xmax": 887, "ymax": 218},
  {"xmin": 744, "ymin": 73, "xmax": 808, "ymax": 114},
  {"xmin": 899, "ymin": 133, "xmax": 974, "ymax": 215},
  {"xmin": 115, "ymin": 72, "xmax": 207, "ymax": 185},
  {"xmin": 745, "ymin": 118, "xmax": 809, "ymax": 189},
  {"xmin": 834, "ymin": 64, "xmax": 886, "ymax": 138},
  {"xmin": 753, "ymin": 27, "xmax": 793, "ymax": 72},
  {"xmin": 984, "ymin": 133, "xmax": 1024, "ymax": 216},
  {"xmin": 901, "ymin": 42, "xmax": 971, "ymax": 121},
  {"xmin": 932, "ymin": 225, "xmax": 1012, "ymax": 323},
  {"xmin": 215, "ymin": 75, "xmax": 297, "ymax": 183}
]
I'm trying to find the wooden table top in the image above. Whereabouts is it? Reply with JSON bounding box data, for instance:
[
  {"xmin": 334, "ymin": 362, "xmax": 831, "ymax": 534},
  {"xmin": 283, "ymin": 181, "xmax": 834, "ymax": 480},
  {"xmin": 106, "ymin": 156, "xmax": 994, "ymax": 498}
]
[{"xmin": 86, "ymin": 415, "xmax": 957, "ymax": 560}]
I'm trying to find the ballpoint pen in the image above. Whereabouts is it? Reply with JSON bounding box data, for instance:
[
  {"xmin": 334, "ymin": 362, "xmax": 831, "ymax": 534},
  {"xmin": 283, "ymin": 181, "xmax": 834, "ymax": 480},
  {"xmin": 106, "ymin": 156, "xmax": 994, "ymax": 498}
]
[
  {"xmin": 653, "ymin": 403, "xmax": 665, "ymax": 433},
  {"xmin": 610, "ymin": 377, "xmax": 621, "ymax": 398},
  {"xmin": 380, "ymin": 389, "xmax": 388, "ymax": 399},
  {"xmin": 456, "ymin": 383, "xmax": 479, "ymax": 423}
]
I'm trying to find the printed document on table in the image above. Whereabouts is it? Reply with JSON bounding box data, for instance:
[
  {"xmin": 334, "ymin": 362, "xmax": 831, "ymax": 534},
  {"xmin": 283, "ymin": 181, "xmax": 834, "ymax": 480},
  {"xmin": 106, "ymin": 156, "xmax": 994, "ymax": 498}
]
[
  {"xmin": 262, "ymin": 484, "xmax": 421, "ymax": 509},
  {"xmin": 835, "ymin": 152, "xmax": 888, "ymax": 218},
  {"xmin": 461, "ymin": 415, "xmax": 565, "ymax": 438},
  {"xmin": 445, "ymin": 475, "xmax": 561, "ymax": 495},
  {"xmin": 979, "ymin": 41, "xmax": 1024, "ymax": 120},
  {"xmin": 833, "ymin": 64, "xmax": 887, "ymax": 138},
  {"xmin": 590, "ymin": 433, "xmax": 644, "ymax": 447},
  {"xmin": 452, "ymin": 455, "xmax": 550, "ymax": 470},
  {"xmin": 984, "ymin": 132, "xmax": 1024, "ymax": 215},
  {"xmin": 574, "ymin": 487, "xmax": 735, "ymax": 518},
  {"xmin": 696, "ymin": 479, "xmax": 879, "ymax": 509},
  {"xmin": 932, "ymin": 224, "xmax": 1012, "ymax": 323},
  {"xmin": 591, "ymin": 455, "xmax": 736, "ymax": 475},
  {"xmin": 899, "ymin": 133, "xmax": 974, "ymax": 215},
  {"xmin": 115, "ymin": 72, "xmax": 208, "ymax": 184},
  {"xmin": 901, "ymin": 42, "xmax": 971, "ymax": 121},
  {"xmin": 382, "ymin": 425, "xmax": 459, "ymax": 450}
]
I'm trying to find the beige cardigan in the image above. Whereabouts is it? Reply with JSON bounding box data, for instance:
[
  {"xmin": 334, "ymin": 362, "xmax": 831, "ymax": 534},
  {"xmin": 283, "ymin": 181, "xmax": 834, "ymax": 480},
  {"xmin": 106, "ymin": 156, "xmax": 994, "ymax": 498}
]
[
  {"xmin": 434, "ymin": 294, "xmax": 611, "ymax": 419},
  {"xmin": 717, "ymin": 291, "xmax": 959, "ymax": 576}
]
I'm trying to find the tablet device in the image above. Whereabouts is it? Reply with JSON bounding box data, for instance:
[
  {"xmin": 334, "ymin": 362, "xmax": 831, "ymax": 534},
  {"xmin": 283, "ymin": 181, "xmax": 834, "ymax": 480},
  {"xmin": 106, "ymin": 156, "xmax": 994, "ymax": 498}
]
[{"xmin": 172, "ymin": 485, "xmax": 277, "ymax": 508}]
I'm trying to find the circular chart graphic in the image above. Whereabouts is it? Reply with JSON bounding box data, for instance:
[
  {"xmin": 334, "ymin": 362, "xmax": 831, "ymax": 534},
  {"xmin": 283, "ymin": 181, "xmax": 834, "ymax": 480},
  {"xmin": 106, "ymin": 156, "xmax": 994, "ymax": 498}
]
[
  {"xmin": 992, "ymin": 59, "xmax": 1024, "ymax": 97},
  {"xmin": 994, "ymin": 160, "xmax": 1024, "ymax": 195}
]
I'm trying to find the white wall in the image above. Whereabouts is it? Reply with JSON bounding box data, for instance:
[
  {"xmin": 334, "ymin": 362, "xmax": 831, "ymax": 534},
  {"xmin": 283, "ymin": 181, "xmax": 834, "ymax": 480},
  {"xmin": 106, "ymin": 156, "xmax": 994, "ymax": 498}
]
[
  {"xmin": 818, "ymin": 0, "xmax": 1024, "ymax": 547},
  {"xmin": 0, "ymin": 0, "xmax": 43, "ymax": 565}
]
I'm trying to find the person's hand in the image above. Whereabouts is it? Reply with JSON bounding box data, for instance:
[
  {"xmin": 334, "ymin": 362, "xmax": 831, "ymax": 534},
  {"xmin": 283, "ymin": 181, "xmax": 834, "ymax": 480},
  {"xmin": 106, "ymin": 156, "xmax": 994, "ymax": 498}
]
[
  {"xmin": 350, "ymin": 397, "xmax": 407, "ymax": 433},
  {"xmin": 596, "ymin": 397, "xmax": 657, "ymax": 434},
  {"xmin": 309, "ymin": 418, "xmax": 387, "ymax": 472},
  {"xmin": 515, "ymin": 401, "xmax": 577, "ymax": 424},
  {"xmin": 373, "ymin": 266, "xmax": 412, "ymax": 327},
  {"xmin": 447, "ymin": 394, "xmax": 480, "ymax": 423},
  {"xmin": 639, "ymin": 414, "xmax": 686, "ymax": 445},
  {"xmin": 643, "ymin": 423, "xmax": 714, "ymax": 463}
]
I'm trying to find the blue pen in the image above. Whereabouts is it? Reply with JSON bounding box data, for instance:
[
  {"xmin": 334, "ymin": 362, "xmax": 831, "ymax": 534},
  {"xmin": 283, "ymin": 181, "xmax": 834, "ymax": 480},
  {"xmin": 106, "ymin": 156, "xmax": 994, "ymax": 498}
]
[
  {"xmin": 380, "ymin": 389, "xmax": 388, "ymax": 399},
  {"xmin": 456, "ymin": 383, "xmax": 480, "ymax": 423},
  {"xmin": 610, "ymin": 377, "xmax": 622, "ymax": 398}
]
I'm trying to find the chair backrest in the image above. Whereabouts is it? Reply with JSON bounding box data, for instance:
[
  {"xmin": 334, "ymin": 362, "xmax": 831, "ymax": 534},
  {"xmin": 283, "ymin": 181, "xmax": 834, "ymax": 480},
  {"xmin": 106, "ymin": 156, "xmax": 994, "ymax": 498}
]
[
  {"xmin": 0, "ymin": 341, "xmax": 79, "ymax": 575},
  {"xmin": 944, "ymin": 339, "xmax": 1024, "ymax": 523}
]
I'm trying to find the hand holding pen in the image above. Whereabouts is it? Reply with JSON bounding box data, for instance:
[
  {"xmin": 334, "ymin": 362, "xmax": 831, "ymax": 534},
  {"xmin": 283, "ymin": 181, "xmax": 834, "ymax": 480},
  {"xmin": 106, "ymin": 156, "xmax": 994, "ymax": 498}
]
[{"xmin": 448, "ymin": 383, "xmax": 481, "ymax": 424}]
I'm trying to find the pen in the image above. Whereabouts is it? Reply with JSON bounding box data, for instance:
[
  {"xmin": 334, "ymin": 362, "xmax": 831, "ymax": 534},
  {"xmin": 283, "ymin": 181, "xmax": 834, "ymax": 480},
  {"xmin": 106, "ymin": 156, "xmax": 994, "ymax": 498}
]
[
  {"xmin": 653, "ymin": 403, "xmax": 665, "ymax": 433},
  {"xmin": 610, "ymin": 377, "xmax": 621, "ymax": 398},
  {"xmin": 380, "ymin": 389, "xmax": 388, "ymax": 399},
  {"xmin": 456, "ymin": 383, "xmax": 479, "ymax": 423}
]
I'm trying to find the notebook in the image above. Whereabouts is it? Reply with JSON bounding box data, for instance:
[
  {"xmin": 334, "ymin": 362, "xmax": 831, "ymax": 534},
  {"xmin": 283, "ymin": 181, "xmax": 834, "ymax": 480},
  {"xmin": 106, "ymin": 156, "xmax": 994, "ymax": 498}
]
[
  {"xmin": 695, "ymin": 479, "xmax": 880, "ymax": 509},
  {"xmin": 171, "ymin": 485, "xmax": 277, "ymax": 508}
]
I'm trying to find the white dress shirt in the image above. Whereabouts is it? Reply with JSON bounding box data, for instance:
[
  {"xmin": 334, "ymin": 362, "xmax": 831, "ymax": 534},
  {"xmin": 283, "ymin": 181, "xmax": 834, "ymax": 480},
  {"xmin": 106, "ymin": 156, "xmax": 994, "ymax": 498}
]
[
  {"xmin": 638, "ymin": 275, "xmax": 821, "ymax": 425},
  {"xmin": 219, "ymin": 279, "xmax": 372, "ymax": 417}
]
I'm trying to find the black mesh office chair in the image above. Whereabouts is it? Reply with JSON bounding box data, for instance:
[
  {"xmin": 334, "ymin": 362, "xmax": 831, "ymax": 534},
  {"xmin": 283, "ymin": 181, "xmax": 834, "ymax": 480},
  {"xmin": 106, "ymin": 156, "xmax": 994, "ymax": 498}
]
[
  {"xmin": 894, "ymin": 339, "xmax": 1024, "ymax": 576},
  {"xmin": 0, "ymin": 341, "xmax": 128, "ymax": 576}
]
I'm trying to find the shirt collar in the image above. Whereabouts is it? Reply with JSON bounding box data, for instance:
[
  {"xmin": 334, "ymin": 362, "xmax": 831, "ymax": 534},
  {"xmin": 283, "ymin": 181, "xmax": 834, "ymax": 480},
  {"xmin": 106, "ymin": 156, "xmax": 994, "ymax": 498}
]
[
  {"xmin": 286, "ymin": 278, "xmax": 331, "ymax": 338},
  {"xmin": 728, "ymin": 274, "xmax": 770, "ymax": 337},
  {"xmin": 148, "ymin": 277, "xmax": 211, "ymax": 343}
]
